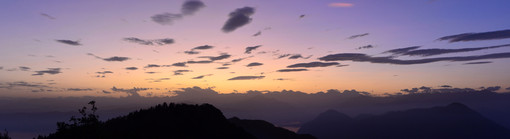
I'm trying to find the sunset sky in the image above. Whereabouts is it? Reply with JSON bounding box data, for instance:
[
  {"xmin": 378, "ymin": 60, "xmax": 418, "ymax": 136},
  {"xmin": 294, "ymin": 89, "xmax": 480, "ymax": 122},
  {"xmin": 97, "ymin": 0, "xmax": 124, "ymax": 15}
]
[{"xmin": 1, "ymin": 0, "xmax": 510, "ymax": 97}]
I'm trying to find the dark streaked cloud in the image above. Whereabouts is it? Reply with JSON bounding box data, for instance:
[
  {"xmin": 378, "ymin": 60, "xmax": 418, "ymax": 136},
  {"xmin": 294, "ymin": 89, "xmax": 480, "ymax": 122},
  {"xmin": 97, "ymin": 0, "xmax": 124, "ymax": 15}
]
[
  {"xmin": 192, "ymin": 74, "xmax": 212, "ymax": 79},
  {"xmin": 67, "ymin": 88, "xmax": 93, "ymax": 91},
  {"xmin": 33, "ymin": 68, "xmax": 61, "ymax": 76},
  {"xmin": 125, "ymin": 67, "xmax": 138, "ymax": 70},
  {"xmin": 232, "ymin": 56, "xmax": 253, "ymax": 63},
  {"xmin": 174, "ymin": 70, "xmax": 192, "ymax": 75},
  {"xmin": 56, "ymin": 40, "xmax": 81, "ymax": 46},
  {"xmin": 277, "ymin": 69, "xmax": 308, "ymax": 72},
  {"xmin": 348, "ymin": 33, "xmax": 369, "ymax": 39},
  {"xmin": 147, "ymin": 78, "xmax": 170, "ymax": 82},
  {"xmin": 274, "ymin": 78, "xmax": 293, "ymax": 81},
  {"xmin": 151, "ymin": 13, "xmax": 183, "ymax": 25},
  {"xmin": 172, "ymin": 62, "xmax": 187, "ymax": 67},
  {"xmin": 40, "ymin": 13, "xmax": 56, "ymax": 20},
  {"xmin": 383, "ymin": 46, "xmax": 421, "ymax": 55},
  {"xmin": 181, "ymin": 0, "xmax": 206, "ymax": 15},
  {"xmin": 277, "ymin": 54, "xmax": 291, "ymax": 59},
  {"xmin": 463, "ymin": 61, "xmax": 493, "ymax": 65},
  {"xmin": 123, "ymin": 37, "xmax": 174, "ymax": 46},
  {"xmin": 145, "ymin": 72, "xmax": 158, "ymax": 74},
  {"xmin": 96, "ymin": 71, "xmax": 113, "ymax": 74},
  {"xmin": 438, "ymin": 29, "xmax": 510, "ymax": 43},
  {"xmin": 287, "ymin": 62, "xmax": 339, "ymax": 68},
  {"xmin": 19, "ymin": 66, "xmax": 31, "ymax": 71},
  {"xmin": 252, "ymin": 31, "xmax": 262, "ymax": 37},
  {"xmin": 247, "ymin": 62, "xmax": 263, "ymax": 67},
  {"xmin": 102, "ymin": 90, "xmax": 112, "ymax": 94},
  {"xmin": 356, "ymin": 45, "xmax": 375, "ymax": 50},
  {"xmin": 228, "ymin": 76, "xmax": 265, "ymax": 80},
  {"xmin": 103, "ymin": 56, "xmax": 130, "ymax": 62},
  {"xmin": 206, "ymin": 53, "xmax": 231, "ymax": 61},
  {"xmin": 144, "ymin": 64, "xmax": 162, "ymax": 68},
  {"xmin": 245, "ymin": 45, "xmax": 262, "ymax": 54},
  {"xmin": 1, "ymin": 81, "xmax": 48, "ymax": 89},
  {"xmin": 184, "ymin": 51, "xmax": 200, "ymax": 55},
  {"xmin": 289, "ymin": 54, "xmax": 312, "ymax": 59},
  {"xmin": 216, "ymin": 67, "xmax": 229, "ymax": 69},
  {"xmin": 319, "ymin": 52, "xmax": 510, "ymax": 65},
  {"xmin": 222, "ymin": 7, "xmax": 255, "ymax": 33},
  {"xmin": 192, "ymin": 45, "xmax": 214, "ymax": 50},
  {"xmin": 400, "ymin": 44, "xmax": 510, "ymax": 57},
  {"xmin": 187, "ymin": 60, "xmax": 213, "ymax": 64}
]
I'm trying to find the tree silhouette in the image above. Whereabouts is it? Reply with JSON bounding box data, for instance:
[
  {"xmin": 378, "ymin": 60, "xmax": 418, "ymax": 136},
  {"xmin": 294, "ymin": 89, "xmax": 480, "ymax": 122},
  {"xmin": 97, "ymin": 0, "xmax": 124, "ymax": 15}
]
[
  {"xmin": 0, "ymin": 129, "xmax": 11, "ymax": 139},
  {"xmin": 56, "ymin": 101, "xmax": 100, "ymax": 131}
]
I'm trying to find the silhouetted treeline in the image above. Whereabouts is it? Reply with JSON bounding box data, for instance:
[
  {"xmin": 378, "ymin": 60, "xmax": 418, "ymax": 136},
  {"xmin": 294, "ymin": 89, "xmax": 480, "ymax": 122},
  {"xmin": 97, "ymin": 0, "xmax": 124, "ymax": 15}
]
[
  {"xmin": 298, "ymin": 103, "xmax": 510, "ymax": 139},
  {"xmin": 0, "ymin": 129, "xmax": 11, "ymax": 139},
  {"xmin": 37, "ymin": 101, "xmax": 314, "ymax": 139}
]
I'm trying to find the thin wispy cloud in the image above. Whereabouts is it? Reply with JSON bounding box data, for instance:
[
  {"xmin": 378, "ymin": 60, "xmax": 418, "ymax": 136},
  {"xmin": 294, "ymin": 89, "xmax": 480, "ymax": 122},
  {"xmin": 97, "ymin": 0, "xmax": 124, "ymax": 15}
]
[
  {"xmin": 245, "ymin": 45, "xmax": 262, "ymax": 54},
  {"xmin": 247, "ymin": 62, "xmax": 263, "ymax": 67},
  {"xmin": 348, "ymin": 33, "xmax": 369, "ymax": 39},
  {"xmin": 123, "ymin": 37, "xmax": 174, "ymax": 46},
  {"xmin": 277, "ymin": 69, "xmax": 308, "ymax": 72},
  {"xmin": 151, "ymin": 13, "xmax": 183, "ymax": 25},
  {"xmin": 438, "ymin": 29, "xmax": 510, "ymax": 43},
  {"xmin": 328, "ymin": 3, "xmax": 354, "ymax": 7},
  {"xmin": 287, "ymin": 62, "xmax": 340, "ymax": 68},
  {"xmin": 228, "ymin": 76, "xmax": 265, "ymax": 80},
  {"xmin": 125, "ymin": 67, "xmax": 138, "ymax": 70}
]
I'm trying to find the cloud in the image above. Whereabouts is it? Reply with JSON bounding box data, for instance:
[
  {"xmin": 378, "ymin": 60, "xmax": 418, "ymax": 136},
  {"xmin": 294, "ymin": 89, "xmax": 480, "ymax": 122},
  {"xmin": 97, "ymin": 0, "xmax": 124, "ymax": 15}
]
[
  {"xmin": 67, "ymin": 88, "xmax": 94, "ymax": 91},
  {"xmin": 125, "ymin": 67, "xmax": 138, "ymax": 70},
  {"xmin": 287, "ymin": 62, "xmax": 340, "ymax": 68},
  {"xmin": 111, "ymin": 86, "xmax": 149, "ymax": 97},
  {"xmin": 277, "ymin": 54, "xmax": 291, "ymax": 59},
  {"xmin": 438, "ymin": 29, "xmax": 510, "ymax": 43},
  {"xmin": 1, "ymin": 81, "xmax": 49, "ymax": 89},
  {"xmin": 204, "ymin": 53, "xmax": 231, "ymax": 61},
  {"xmin": 277, "ymin": 69, "xmax": 308, "ymax": 72},
  {"xmin": 348, "ymin": 33, "xmax": 369, "ymax": 39},
  {"xmin": 481, "ymin": 86, "xmax": 501, "ymax": 92},
  {"xmin": 96, "ymin": 71, "xmax": 113, "ymax": 74},
  {"xmin": 184, "ymin": 51, "xmax": 200, "ymax": 55},
  {"xmin": 245, "ymin": 45, "xmax": 262, "ymax": 54},
  {"xmin": 192, "ymin": 74, "xmax": 212, "ymax": 79},
  {"xmin": 40, "ymin": 13, "xmax": 56, "ymax": 20},
  {"xmin": 103, "ymin": 56, "xmax": 130, "ymax": 62},
  {"xmin": 247, "ymin": 62, "xmax": 263, "ymax": 67},
  {"xmin": 463, "ymin": 61, "xmax": 493, "ymax": 65},
  {"xmin": 192, "ymin": 45, "xmax": 214, "ymax": 50},
  {"xmin": 356, "ymin": 45, "xmax": 375, "ymax": 50},
  {"xmin": 174, "ymin": 70, "xmax": 192, "ymax": 75},
  {"xmin": 384, "ymin": 46, "xmax": 421, "ymax": 55},
  {"xmin": 181, "ymin": 0, "xmax": 206, "ymax": 15},
  {"xmin": 252, "ymin": 31, "xmax": 262, "ymax": 37},
  {"xmin": 289, "ymin": 54, "xmax": 312, "ymax": 59},
  {"xmin": 19, "ymin": 66, "xmax": 31, "ymax": 71},
  {"xmin": 228, "ymin": 76, "xmax": 265, "ymax": 80},
  {"xmin": 396, "ymin": 44, "xmax": 510, "ymax": 57},
  {"xmin": 145, "ymin": 72, "xmax": 158, "ymax": 74},
  {"xmin": 172, "ymin": 62, "xmax": 187, "ymax": 67},
  {"xmin": 187, "ymin": 60, "xmax": 213, "ymax": 64},
  {"xmin": 147, "ymin": 78, "xmax": 171, "ymax": 82},
  {"xmin": 0, "ymin": 66, "xmax": 3, "ymax": 70},
  {"xmin": 319, "ymin": 52, "xmax": 510, "ymax": 65},
  {"xmin": 151, "ymin": 13, "xmax": 183, "ymax": 25},
  {"xmin": 216, "ymin": 67, "xmax": 229, "ymax": 69},
  {"xmin": 222, "ymin": 7, "xmax": 255, "ymax": 33},
  {"xmin": 123, "ymin": 37, "xmax": 174, "ymax": 46},
  {"xmin": 102, "ymin": 90, "xmax": 112, "ymax": 94},
  {"xmin": 232, "ymin": 56, "xmax": 253, "ymax": 63},
  {"xmin": 33, "ymin": 68, "xmax": 61, "ymax": 76},
  {"xmin": 440, "ymin": 85, "xmax": 452, "ymax": 88},
  {"xmin": 144, "ymin": 64, "xmax": 162, "ymax": 68},
  {"xmin": 506, "ymin": 87, "xmax": 510, "ymax": 90},
  {"xmin": 274, "ymin": 78, "xmax": 293, "ymax": 81},
  {"xmin": 328, "ymin": 3, "xmax": 354, "ymax": 7},
  {"xmin": 56, "ymin": 40, "xmax": 81, "ymax": 46}
]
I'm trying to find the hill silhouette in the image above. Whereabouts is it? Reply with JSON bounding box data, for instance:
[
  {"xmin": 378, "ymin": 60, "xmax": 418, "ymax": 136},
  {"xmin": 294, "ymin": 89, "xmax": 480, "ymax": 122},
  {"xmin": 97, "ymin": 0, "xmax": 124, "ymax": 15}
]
[
  {"xmin": 37, "ymin": 102, "xmax": 314, "ymax": 139},
  {"xmin": 298, "ymin": 103, "xmax": 510, "ymax": 139},
  {"xmin": 229, "ymin": 117, "xmax": 316, "ymax": 139}
]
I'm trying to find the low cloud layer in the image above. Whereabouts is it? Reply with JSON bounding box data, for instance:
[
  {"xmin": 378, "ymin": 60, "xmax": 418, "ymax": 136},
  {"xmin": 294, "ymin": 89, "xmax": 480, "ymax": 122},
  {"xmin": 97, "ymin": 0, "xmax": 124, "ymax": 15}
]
[
  {"xmin": 438, "ymin": 29, "xmax": 510, "ymax": 43},
  {"xmin": 228, "ymin": 76, "xmax": 265, "ymax": 80},
  {"xmin": 247, "ymin": 62, "xmax": 263, "ymax": 67},
  {"xmin": 222, "ymin": 7, "xmax": 255, "ymax": 33}
]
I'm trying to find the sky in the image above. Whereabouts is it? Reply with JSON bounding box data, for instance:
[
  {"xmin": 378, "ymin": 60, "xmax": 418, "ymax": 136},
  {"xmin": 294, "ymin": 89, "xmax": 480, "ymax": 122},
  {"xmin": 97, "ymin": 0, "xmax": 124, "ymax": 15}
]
[{"xmin": 1, "ymin": 0, "xmax": 510, "ymax": 97}]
